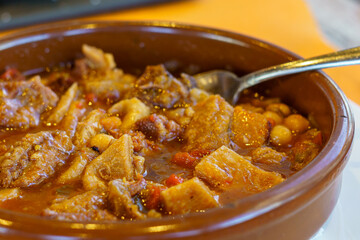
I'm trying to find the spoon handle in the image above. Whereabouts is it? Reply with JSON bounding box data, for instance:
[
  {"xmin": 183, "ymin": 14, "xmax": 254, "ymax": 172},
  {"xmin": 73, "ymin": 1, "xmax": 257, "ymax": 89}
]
[{"xmin": 233, "ymin": 46, "xmax": 360, "ymax": 104}]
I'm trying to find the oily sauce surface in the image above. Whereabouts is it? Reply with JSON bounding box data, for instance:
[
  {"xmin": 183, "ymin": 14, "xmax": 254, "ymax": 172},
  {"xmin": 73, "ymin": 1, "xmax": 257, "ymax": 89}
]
[{"xmin": 0, "ymin": 45, "xmax": 323, "ymax": 220}]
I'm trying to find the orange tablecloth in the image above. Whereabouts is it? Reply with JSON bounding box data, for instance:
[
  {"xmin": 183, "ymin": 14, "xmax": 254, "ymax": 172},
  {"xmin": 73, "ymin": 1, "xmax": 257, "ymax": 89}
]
[{"xmin": 80, "ymin": 0, "xmax": 360, "ymax": 104}]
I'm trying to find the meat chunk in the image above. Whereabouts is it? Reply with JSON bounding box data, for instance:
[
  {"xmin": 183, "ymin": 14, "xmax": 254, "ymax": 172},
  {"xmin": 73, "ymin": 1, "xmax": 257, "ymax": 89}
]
[
  {"xmin": 83, "ymin": 134, "xmax": 140, "ymax": 191},
  {"xmin": 0, "ymin": 133, "xmax": 44, "ymax": 187},
  {"xmin": 108, "ymin": 98, "xmax": 150, "ymax": 131},
  {"xmin": 0, "ymin": 131, "xmax": 73, "ymax": 188},
  {"xmin": 41, "ymin": 69, "xmax": 75, "ymax": 96},
  {"xmin": 57, "ymin": 147, "xmax": 99, "ymax": 184},
  {"xmin": 47, "ymin": 82, "xmax": 78, "ymax": 124},
  {"xmin": 189, "ymin": 88, "xmax": 210, "ymax": 104},
  {"xmin": 135, "ymin": 114, "xmax": 183, "ymax": 142},
  {"xmin": 0, "ymin": 76, "xmax": 58, "ymax": 128},
  {"xmin": 195, "ymin": 146, "xmax": 284, "ymax": 192},
  {"xmin": 127, "ymin": 177, "xmax": 147, "ymax": 196},
  {"xmin": 42, "ymin": 190, "xmax": 117, "ymax": 221},
  {"xmin": 82, "ymin": 44, "xmax": 116, "ymax": 70},
  {"xmin": 0, "ymin": 144, "xmax": 8, "ymax": 156},
  {"xmin": 184, "ymin": 95, "xmax": 233, "ymax": 151},
  {"xmin": 251, "ymin": 147, "xmax": 286, "ymax": 165},
  {"xmin": 290, "ymin": 129, "xmax": 322, "ymax": 170},
  {"xmin": 134, "ymin": 65, "xmax": 190, "ymax": 109},
  {"xmin": 60, "ymin": 100, "xmax": 86, "ymax": 138},
  {"xmin": 133, "ymin": 155, "xmax": 145, "ymax": 176},
  {"xmin": 160, "ymin": 177, "xmax": 219, "ymax": 215},
  {"xmin": 73, "ymin": 109, "xmax": 106, "ymax": 147},
  {"xmin": 77, "ymin": 45, "xmax": 137, "ymax": 103},
  {"xmin": 230, "ymin": 106, "xmax": 270, "ymax": 148},
  {"xmin": 129, "ymin": 131, "xmax": 155, "ymax": 153},
  {"xmin": 83, "ymin": 74, "xmax": 136, "ymax": 103},
  {"xmin": 108, "ymin": 179, "xmax": 146, "ymax": 220},
  {"xmin": 0, "ymin": 188, "xmax": 21, "ymax": 201}
]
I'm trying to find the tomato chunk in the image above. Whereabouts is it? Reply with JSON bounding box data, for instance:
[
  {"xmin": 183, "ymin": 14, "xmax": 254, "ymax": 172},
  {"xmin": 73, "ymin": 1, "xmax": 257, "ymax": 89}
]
[
  {"xmin": 171, "ymin": 149, "xmax": 212, "ymax": 168},
  {"xmin": 190, "ymin": 149, "xmax": 212, "ymax": 158},
  {"xmin": 171, "ymin": 152, "xmax": 197, "ymax": 168},
  {"xmin": 165, "ymin": 174, "xmax": 184, "ymax": 187},
  {"xmin": 144, "ymin": 185, "xmax": 165, "ymax": 210}
]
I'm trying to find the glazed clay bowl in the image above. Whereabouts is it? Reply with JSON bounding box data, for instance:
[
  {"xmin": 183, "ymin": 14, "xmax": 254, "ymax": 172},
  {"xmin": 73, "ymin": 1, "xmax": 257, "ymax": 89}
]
[{"xmin": 0, "ymin": 21, "xmax": 354, "ymax": 240}]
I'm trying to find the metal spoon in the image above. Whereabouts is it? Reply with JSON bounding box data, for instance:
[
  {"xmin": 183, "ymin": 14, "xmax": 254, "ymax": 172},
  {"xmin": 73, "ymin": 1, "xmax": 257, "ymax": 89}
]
[{"xmin": 194, "ymin": 46, "xmax": 360, "ymax": 104}]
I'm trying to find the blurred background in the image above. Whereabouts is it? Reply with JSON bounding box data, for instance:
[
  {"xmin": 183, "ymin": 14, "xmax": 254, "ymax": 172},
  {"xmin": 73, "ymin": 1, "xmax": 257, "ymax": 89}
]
[
  {"xmin": 1, "ymin": 0, "xmax": 360, "ymax": 49},
  {"xmin": 306, "ymin": 0, "xmax": 360, "ymax": 49},
  {"xmin": 0, "ymin": 0, "xmax": 180, "ymax": 30}
]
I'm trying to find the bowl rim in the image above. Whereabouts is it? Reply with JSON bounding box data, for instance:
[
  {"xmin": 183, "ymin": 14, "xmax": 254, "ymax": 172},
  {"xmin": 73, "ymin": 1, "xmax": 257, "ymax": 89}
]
[{"xmin": 0, "ymin": 20, "xmax": 355, "ymax": 237}]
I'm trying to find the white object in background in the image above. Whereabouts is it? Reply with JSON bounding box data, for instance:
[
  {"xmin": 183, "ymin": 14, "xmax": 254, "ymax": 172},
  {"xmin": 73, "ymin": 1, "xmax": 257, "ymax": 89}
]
[{"xmin": 305, "ymin": 0, "xmax": 360, "ymax": 49}]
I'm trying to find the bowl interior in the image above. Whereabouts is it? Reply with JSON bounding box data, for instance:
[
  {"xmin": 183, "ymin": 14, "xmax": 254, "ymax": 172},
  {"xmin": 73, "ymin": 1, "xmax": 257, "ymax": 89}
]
[{"xmin": 0, "ymin": 21, "xmax": 334, "ymax": 137}]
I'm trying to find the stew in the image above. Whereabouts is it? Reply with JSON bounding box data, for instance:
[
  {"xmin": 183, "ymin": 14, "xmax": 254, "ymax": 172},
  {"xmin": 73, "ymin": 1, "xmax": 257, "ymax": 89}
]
[{"xmin": 0, "ymin": 45, "xmax": 323, "ymax": 221}]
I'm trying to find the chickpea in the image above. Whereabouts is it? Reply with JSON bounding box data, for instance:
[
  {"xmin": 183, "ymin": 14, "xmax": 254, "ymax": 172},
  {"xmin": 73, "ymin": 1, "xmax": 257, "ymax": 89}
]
[
  {"xmin": 165, "ymin": 107, "xmax": 195, "ymax": 126},
  {"xmin": 108, "ymin": 98, "xmax": 150, "ymax": 130},
  {"xmin": 266, "ymin": 103, "xmax": 291, "ymax": 117},
  {"xmin": 263, "ymin": 111, "xmax": 283, "ymax": 125},
  {"xmin": 270, "ymin": 125, "xmax": 292, "ymax": 146},
  {"xmin": 147, "ymin": 209, "xmax": 162, "ymax": 218},
  {"xmin": 238, "ymin": 103, "xmax": 264, "ymax": 113},
  {"xmin": 90, "ymin": 133, "xmax": 115, "ymax": 152},
  {"xmin": 258, "ymin": 98, "xmax": 280, "ymax": 108},
  {"xmin": 100, "ymin": 116, "xmax": 122, "ymax": 132},
  {"xmin": 284, "ymin": 114, "xmax": 309, "ymax": 133}
]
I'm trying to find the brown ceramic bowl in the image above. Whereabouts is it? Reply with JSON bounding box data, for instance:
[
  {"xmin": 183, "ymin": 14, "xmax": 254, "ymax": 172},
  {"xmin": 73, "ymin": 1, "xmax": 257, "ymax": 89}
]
[{"xmin": 0, "ymin": 21, "xmax": 354, "ymax": 240}]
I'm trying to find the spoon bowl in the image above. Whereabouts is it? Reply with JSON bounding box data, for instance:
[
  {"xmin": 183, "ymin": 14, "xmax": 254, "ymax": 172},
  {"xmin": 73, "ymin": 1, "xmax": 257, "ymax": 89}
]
[{"xmin": 194, "ymin": 46, "xmax": 360, "ymax": 104}]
